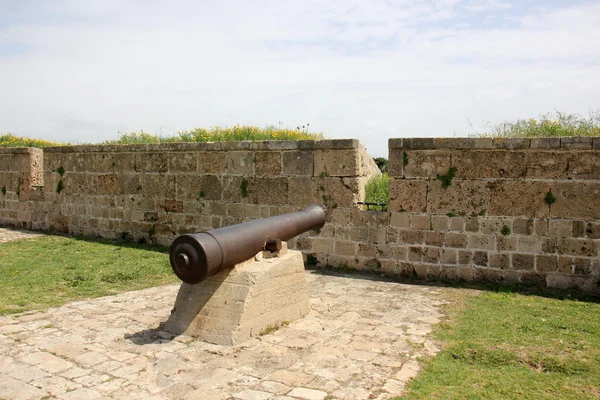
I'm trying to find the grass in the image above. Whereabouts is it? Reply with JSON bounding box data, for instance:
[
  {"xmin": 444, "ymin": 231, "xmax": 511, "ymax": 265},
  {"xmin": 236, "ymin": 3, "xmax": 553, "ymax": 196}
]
[
  {"xmin": 104, "ymin": 125, "xmax": 324, "ymax": 144},
  {"xmin": 399, "ymin": 288, "xmax": 600, "ymax": 400},
  {"xmin": 0, "ymin": 235, "xmax": 177, "ymax": 315},
  {"xmin": 364, "ymin": 173, "xmax": 389, "ymax": 209},
  {"xmin": 473, "ymin": 110, "xmax": 600, "ymax": 138}
]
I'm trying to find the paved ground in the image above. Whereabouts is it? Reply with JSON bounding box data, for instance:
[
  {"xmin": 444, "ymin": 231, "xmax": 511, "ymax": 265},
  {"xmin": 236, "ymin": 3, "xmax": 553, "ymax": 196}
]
[
  {"xmin": 0, "ymin": 227, "xmax": 45, "ymax": 243},
  {"xmin": 0, "ymin": 228, "xmax": 458, "ymax": 400}
]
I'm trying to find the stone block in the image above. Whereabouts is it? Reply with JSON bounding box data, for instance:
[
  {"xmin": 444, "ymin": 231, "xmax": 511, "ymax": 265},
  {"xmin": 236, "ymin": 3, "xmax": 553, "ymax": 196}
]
[
  {"xmin": 465, "ymin": 217, "xmax": 479, "ymax": 232},
  {"xmin": 98, "ymin": 174, "xmax": 118, "ymax": 195},
  {"xmin": 433, "ymin": 138, "xmax": 492, "ymax": 149},
  {"xmin": 452, "ymin": 150, "xmax": 527, "ymax": 179},
  {"xmin": 387, "ymin": 148, "xmax": 405, "ymax": 177},
  {"xmin": 536, "ymin": 255, "xmax": 558, "ymax": 272},
  {"xmin": 492, "ymin": 138, "xmax": 530, "ymax": 149},
  {"xmin": 512, "ymin": 253, "xmax": 535, "ymax": 270},
  {"xmin": 389, "ymin": 179, "xmax": 427, "ymax": 213},
  {"xmin": 198, "ymin": 152, "xmax": 227, "ymax": 174},
  {"xmin": 561, "ymin": 137, "xmax": 592, "ymax": 149},
  {"xmin": 550, "ymin": 182, "xmax": 600, "ymax": 220},
  {"xmin": 226, "ymin": 151, "xmax": 254, "ymax": 175},
  {"xmin": 402, "ymin": 138, "xmax": 435, "ymax": 149},
  {"xmin": 283, "ymin": 151, "xmax": 314, "ymax": 176},
  {"xmin": 487, "ymin": 181, "xmax": 549, "ymax": 218},
  {"xmin": 222, "ymin": 176, "xmax": 245, "ymax": 202},
  {"xmin": 140, "ymin": 174, "xmax": 176, "ymax": 199},
  {"xmin": 398, "ymin": 230, "xmax": 424, "ymax": 245},
  {"xmin": 117, "ymin": 174, "xmax": 140, "ymax": 195},
  {"xmin": 496, "ymin": 236, "xmax": 517, "ymax": 251},
  {"xmin": 358, "ymin": 210, "xmax": 391, "ymax": 226},
  {"xmin": 444, "ymin": 232, "xmax": 468, "ymax": 248},
  {"xmin": 425, "ymin": 231, "xmax": 445, "ymax": 247},
  {"xmin": 357, "ymin": 243, "xmax": 377, "ymax": 258},
  {"xmin": 369, "ymin": 227, "xmax": 387, "ymax": 244},
  {"xmin": 479, "ymin": 218, "xmax": 504, "ymax": 235},
  {"xmin": 287, "ymin": 178, "xmax": 319, "ymax": 207},
  {"xmin": 558, "ymin": 238, "xmax": 598, "ymax": 257},
  {"xmin": 468, "ymin": 234, "xmax": 496, "ymax": 251},
  {"xmin": 572, "ymin": 220, "xmax": 585, "ymax": 238},
  {"xmin": 390, "ymin": 212, "xmax": 410, "ymax": 228},
  {"xmin": 439, "ymin": 248, "xmax": 457, "ymax": 264},
  {"xmin": 431, "ymin": 215, "xmax": 449, "ymax": 231},
  {"xmin": 403, "ymin": 150, "xmax": 452, "ymax": 179},
  {"xmin": 165, "ymin": 250, "xmax": 310, "ymax": 345},
  {"xmin": 335, "ymin": 241, "xmax": 356, "ymax": 256},
  {"xmin": 558, "ymin": 256, "xmax": 573, "ymax": 274},
  {"xmin": 449, "ymin": 216, "xmax": 465, "ymax": 231},
  {"xmin": 489, "ymin": 253, "xmax": 510, "ymax": 269},
  {"xmin": 573, "ymin": 258, "xmax": 592, "ymax": 275},
  {"xmin": 474, "ymin": 267, "xmax": 503, "ymax": 283},
  {"xmin": 408, "ymin": 247, "xmax": 423, "ymax": 262},
  {"xmin": 411, "ymin": 215, "xmax": 431, "ymax": 230},
  {"xmin": 317, "ymin": 177, "xmax": 360, "ymax": 208},
  {"xmin": 312, "ymin": 238, "xmax": 334, "ymax": 253},
  {"xmin": 422, "ymin": 247, "xmax": 439, "ymax": 263},
  {"xmin": 542, "ymin": 238, "xmax": 558, "ymax": 253},
  {"xmin": 535, "ymin": 219, "xmax": 549, "ymax": 236},
  {"xmin": 160, "ymin": 200, "xmax": 183, "ymax": 213},
  {"xmin": 530, "ymin": 138, "xmax": 560, "ymax": 149},
  {"xmin": 473, "ymin": 251, "xmax": 488, "ymax": 266},
  {"xmin": 586, "ymin": 222, "xmax": 600, "ymax": 239},
  {"xmin": 135, "ymin": 152, "xmax": 168, "ymax": 173},
  {"xmin": 567, "ymin": 151, "xmax": 600, "ymax": 180},
  {"xmin": 513, "ymin": 218, "xmax": 533, "ymax": 235},
  {"xmin": 517, "ymin": 237, "xmax": 542, "ymax": 253},
  {"xmin": 524, "ymin": 151, "xmax": 571, "ymax": 179},
  {"xmin": 428, "ymin": 180, "xmax": 488, "ymax": 216},
  {"xmin": 386, "ymin": 226, "xmax": 400, "ymax": 243},
  {"xmin": 169, "ymin": 152, "xmax": 197, "ymax": 172},
  {"xmin": 314, "ymin": 149, "xmax": 358, "ymax": 177},
  {"xmin": 254, "ymin": 152, "xmax": 282, "ymax": 176}
]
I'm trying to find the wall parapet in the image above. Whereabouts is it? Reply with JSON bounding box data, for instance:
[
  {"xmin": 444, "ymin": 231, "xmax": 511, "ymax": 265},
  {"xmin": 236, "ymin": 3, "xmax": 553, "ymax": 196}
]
[{"xmin": 390, "ymin": 136, "xmax": 599, "ymax": 150}]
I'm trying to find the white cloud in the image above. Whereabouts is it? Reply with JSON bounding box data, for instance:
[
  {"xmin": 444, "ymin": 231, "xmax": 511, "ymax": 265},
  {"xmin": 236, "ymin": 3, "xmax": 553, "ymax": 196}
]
[{"xmin": 0, "ymin": 0, "xmax": 599, "ymax": 156}]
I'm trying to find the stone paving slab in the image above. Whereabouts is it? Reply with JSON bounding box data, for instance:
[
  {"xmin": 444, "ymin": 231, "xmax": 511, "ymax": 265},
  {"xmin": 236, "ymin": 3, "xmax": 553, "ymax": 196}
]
[
  {"xmin": 0, "ymin": 227, "xmax": 45, "ymax": 243},
  {"xmin": 0, "ymin": 266, "xmax": 458, "ymax": 399}
]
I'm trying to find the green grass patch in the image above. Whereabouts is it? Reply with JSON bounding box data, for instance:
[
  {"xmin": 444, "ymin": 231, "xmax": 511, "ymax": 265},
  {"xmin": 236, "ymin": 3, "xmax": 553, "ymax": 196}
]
[
  {"xmin": 473, "ymin": 110, "xmax": 600, "ymax": 138},
  {"xmin": 400, "ymin": 290, "xmax": 600, "ymax": 400},
  {"xmin": 364, "ymin": 173, "xmax": 389, "ymax": 209},
  {"xmin": 0, "ymin": 235, "xmax": 177, "ymax": 315},
  {"xmin": 0, "ymin": 133, "xmax": 65, "ymax": 148},
  {"xmin": 104, "ymin": 125, "xmax": 324, "ymax": 144}
]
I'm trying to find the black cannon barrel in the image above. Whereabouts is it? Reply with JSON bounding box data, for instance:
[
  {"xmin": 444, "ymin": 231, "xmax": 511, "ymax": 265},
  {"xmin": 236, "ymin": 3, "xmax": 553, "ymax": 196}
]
[{"xmin": 169, "ymin": 205, "xmax": 326, "ymax": 284}]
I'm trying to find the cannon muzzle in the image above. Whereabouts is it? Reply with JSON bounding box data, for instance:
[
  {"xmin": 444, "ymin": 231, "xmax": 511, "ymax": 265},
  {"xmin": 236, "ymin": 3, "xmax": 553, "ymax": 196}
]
[{"xmin": 169, "ymin": 205, "xmax": 326, "ymax": 284}]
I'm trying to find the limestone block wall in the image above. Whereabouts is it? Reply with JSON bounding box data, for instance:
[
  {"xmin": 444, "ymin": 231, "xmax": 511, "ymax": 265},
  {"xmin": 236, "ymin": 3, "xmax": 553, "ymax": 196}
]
[
  {"xmin": 378, "ymin": 137, "xmax": 598, "ymax": 291},
  {"xmin": 0, "ymin": 140, "xmax": 378, "ymax": 246},
  {"xmin": 0, "ymin": 148, "xmax": 44, "ymax": 228}
]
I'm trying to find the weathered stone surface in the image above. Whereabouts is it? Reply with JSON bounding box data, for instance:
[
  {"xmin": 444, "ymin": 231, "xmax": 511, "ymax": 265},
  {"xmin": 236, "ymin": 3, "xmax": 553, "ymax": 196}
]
[
  {"xmin": 254, "ymin": 152, "xmax": 282, "ymax": 176},
  {"xmin": 453, "ymin": 150, "xmax": 527, "ymax": 179},
  {"xmin": 428, "ymin": 180, "xmax": 488, "ymax": 216},
  {"xmin": 487, "ymin": 181, "xmax": 549, "ymax": 218},
  {"xmin": 283, "ymin": 151, "xmax": 314, "ymax": 176},
  {"xmin": 389, "ymin": 179, "xmax": 427, "ymax": 213},
  {"xmin": 403, "ymin": 150, "xmax": 452, "ymax": 179},
  {"xmin": 314, "ymin": 149, "xmax": 358, "ymax": 177},
  {"xmin": 550, "ymin": 182, "xmax": 600, "ymax": 220}
]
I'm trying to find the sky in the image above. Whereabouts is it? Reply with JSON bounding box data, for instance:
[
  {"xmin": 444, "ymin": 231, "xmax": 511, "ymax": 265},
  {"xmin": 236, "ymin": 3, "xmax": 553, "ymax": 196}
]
[{"xmin": 0, "ymin": 0, "xmax": 599, "ymax": 157}]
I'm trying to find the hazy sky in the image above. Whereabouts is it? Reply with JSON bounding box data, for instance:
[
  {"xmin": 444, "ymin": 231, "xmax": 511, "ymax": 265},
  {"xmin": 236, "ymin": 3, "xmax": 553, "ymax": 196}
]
[{"xmin": 1, "ymin": 0, "xmax": 599, "ymax": 156}]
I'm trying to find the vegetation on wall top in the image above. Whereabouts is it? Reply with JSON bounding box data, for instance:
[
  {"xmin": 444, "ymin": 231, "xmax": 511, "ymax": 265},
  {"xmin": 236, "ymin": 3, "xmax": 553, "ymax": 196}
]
[
  {"xmin": 0, "ymin": 133, "xmax": 65, "ymax": 148},
  {"xmin": 105, "ymin": 125, "xmax": 324, "ymax": 144},
  {"xmin": 472, "ymin": 110, "xmax": 600, "ymax": 138}
]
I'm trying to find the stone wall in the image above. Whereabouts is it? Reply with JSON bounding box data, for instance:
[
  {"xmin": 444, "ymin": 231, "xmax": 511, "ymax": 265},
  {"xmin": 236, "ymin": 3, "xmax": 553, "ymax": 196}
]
[
  {"xmin": 0, "ymin": 140, "xmax": 378, "ymax": 245},
  {"xmin": 1, "ymin": 137, "xmax": 599, "ymax": 293}
]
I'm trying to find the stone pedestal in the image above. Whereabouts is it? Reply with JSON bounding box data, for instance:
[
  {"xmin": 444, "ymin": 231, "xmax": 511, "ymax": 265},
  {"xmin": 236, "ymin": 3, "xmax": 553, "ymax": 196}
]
[{"xmin": 164, "ymin": 249, "xmax": 310, "ymax": 345}]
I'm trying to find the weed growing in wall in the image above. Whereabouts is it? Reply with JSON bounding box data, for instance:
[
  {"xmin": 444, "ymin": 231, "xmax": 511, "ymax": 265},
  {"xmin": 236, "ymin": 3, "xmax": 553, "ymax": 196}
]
[
  {"xmin": 437, "ymin": 167, "xmax": 457, "ymax": 189},
  {"xmin": 1, "ymin": 185, "xmax": 5, "ymax": 195},
  {"xmin": 501, "ymin": 225, "xmax": 511, "ymax": 236},
  {"xmin": 0, "ymin": 133, "xmax": 64, "ymax": 148},
  {"xmin": 403, "ymin": 151, "xmax": 409, "ymax": 167},
  {"xmin": 544, "ymin": 189, "xmax": 557, "ymax": 205},
  {"xmin": 240, "ymin": 179, "xmax": 249, "ymax": 197}
]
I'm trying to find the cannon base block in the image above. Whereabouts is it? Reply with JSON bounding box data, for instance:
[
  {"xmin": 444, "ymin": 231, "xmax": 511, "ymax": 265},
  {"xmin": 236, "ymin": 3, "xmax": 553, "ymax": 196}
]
[{"xmin": 165, "ymin": 249, "xmax": 310, "ymax": 345}]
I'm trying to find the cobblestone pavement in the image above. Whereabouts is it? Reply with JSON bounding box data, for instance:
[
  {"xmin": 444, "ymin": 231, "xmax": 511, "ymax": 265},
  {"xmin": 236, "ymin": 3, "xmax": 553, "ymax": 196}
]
[
  {"xmin": 0, "ymin": 227, "xmax": 45, "ymax": 243},
  {"xmin": 0, "ymin": 235, "xmax": 457, "ymax": 399}
]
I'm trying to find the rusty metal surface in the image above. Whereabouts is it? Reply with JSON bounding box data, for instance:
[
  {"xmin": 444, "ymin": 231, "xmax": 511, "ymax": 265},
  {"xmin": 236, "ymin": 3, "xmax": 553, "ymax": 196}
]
[{"xmin": 169, "ymin": 205, "xmax": 326, "ymax": 284}]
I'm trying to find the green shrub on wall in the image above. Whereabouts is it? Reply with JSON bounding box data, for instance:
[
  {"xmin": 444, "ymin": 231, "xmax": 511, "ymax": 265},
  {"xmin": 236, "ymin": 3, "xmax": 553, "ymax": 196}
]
[
  {"xmin": 0, "ymin": 133, "xmax": 64, "ymax": 148},
  {"xmin": 106, "ymin": 125, "xmax": 324, "ymax": 144},
  {"xmin": 472, "ymin": 110, "xmax": 600, "ymax": 138},
  {"xmin": 364, "ymin": 173, "xmax": 389, "ymax": 206}
]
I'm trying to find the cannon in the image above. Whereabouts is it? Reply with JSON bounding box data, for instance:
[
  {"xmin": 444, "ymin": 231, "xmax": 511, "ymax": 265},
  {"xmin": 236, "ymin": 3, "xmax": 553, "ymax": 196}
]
[{"xmin": 169, "ymin": 205, "xmax": 326, "ymax": 284}]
